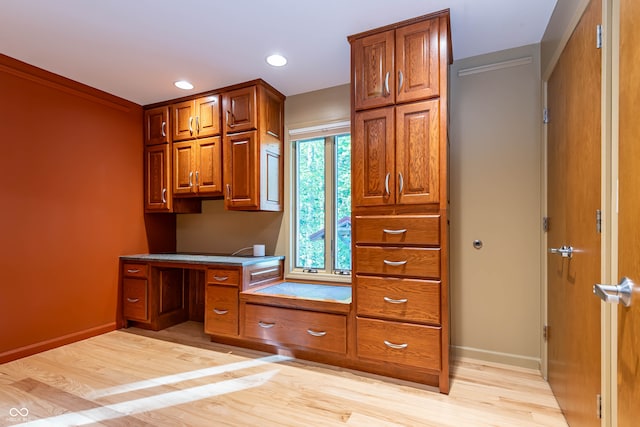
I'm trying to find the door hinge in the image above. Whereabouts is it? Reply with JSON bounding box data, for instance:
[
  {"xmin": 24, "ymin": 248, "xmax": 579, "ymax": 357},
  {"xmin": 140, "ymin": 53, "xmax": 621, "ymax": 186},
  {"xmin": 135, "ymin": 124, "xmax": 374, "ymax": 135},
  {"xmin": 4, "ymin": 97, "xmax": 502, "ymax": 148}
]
[
  {"xmin": 542, "ymin": 217, "xmax": 550, "ymax": 232},
  {"xmin": 543, "ymin": 325, "xmax": 549, "ymax": 341},
  {"xmin": 596, "ymin": 209, "xmax": 602, "ymax": 233},
  {"xmin": 597, "ymin": 394, "xmax": 602, "ymax": 419},
  {"xmin": 596, "ymin": 25, "xmax": 603, "ymax": 49},
  {"xmin": 543, "ymin": 108, "xmax": 549, "ymax": 124}
]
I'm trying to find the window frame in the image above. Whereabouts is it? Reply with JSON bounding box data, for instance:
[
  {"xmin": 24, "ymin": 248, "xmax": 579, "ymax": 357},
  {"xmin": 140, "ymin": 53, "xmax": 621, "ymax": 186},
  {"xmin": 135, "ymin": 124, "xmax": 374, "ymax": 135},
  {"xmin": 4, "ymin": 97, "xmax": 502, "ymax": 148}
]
[{"xmin": 287, "ymin": 121, "xmax": 351, "ymax": 283}]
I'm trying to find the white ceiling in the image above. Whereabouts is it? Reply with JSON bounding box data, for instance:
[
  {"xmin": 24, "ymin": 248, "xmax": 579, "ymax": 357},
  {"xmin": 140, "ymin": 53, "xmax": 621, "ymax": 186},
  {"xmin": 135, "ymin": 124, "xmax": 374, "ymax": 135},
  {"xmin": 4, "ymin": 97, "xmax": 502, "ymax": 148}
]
[{"xmin": 0, "ymin": 0, "xmax": 557, "ymax": 105}]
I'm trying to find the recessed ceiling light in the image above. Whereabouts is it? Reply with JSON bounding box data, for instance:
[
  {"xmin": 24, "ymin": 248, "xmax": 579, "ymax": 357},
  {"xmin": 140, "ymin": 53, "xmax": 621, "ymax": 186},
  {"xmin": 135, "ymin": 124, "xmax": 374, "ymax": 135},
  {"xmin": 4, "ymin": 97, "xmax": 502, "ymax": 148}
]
[
  {"xmin": 174, "ymin": 80, "xmax": 194, "ymax": 90},
  {"xmin": 266, "ymin": 54, "xmax": 287, "ymax": 67}
]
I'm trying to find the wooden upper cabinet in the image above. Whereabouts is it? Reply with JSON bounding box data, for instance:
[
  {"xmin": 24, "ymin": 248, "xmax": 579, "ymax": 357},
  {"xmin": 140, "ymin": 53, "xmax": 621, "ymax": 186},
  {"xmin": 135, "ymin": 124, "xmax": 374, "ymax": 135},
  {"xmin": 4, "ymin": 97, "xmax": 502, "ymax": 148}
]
[
  {"xmin": 223, "ymin": 130, "xmax": 258, "ymax": 210},
  {"xmin": 173, "ymin": 136, "xmax": 222, "ymax": 196},
  {"xmin": 172, "ymin": 95, "xmax": 221, "ymax": 141},
  {"xmin": 351, "ymin": 17, "xmax": 441, "ymax": 111},
  {"xmin": 352, "ymin": 31, "xmax": 395, "ymax": 111},
  {"xmin": 395, "ymin": 100, "xmax": 440, "ymax": 204},
  {"xmin": 223, "ymin": 86, "xmax": 257, "ymax": 133},
  {"xmin": 144, "ymin": 106, "xmax": 169, "ymax": 145},
  {"xmin": 353, "ymin": 107, "xmax": 395, "ymax": 207},
  {"xmin": 145, "ymin": 144, "xmax": 172, "ymax": 212},
  {"xmin": 396, "ymin": 19, "xmax": 440, "ymax": 103}
]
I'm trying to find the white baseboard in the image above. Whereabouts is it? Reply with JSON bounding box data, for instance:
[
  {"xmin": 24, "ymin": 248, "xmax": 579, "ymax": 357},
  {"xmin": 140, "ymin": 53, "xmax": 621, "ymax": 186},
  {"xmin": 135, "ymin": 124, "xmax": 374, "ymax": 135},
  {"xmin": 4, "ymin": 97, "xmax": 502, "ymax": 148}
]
[{"xmin": 452, "ymin": 345, "xmax": 541, "ymax": 371}]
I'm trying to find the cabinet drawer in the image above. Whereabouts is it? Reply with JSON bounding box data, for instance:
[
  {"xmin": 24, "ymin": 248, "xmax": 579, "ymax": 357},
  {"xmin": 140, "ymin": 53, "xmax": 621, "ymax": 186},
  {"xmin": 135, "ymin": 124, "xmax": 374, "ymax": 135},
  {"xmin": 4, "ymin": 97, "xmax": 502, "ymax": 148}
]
[
  {"xmin": 205, "ymin": 285, "xmax": 238, "ymax": 336},
  {"xmin": 355, "ymin": 246, "xmax": 440, "ymax": 278},
  {"xmin": 123, "ymin": 263, "xmax": 148, "ymax": 278},
  {"xmin": 356, "ymin": 276, "xmax": 440, "ymax": 324},
  {"xmin": 123, "ymin": 278, "xmax": 148, "ymax": 321},
  {"xmin": 207, "ymin": 269, "xmax": 240, "ymax": 286},
  {"xmin": 355, "ymin": 215, "xmax": 440, "ymax": 245},
  {"xmin": 243, "ymin": 304, "xmax": 346, "ymax": 354},
  {"xmin": 357, "ymin": 317, "xmax": 441, "ymax": 370}
]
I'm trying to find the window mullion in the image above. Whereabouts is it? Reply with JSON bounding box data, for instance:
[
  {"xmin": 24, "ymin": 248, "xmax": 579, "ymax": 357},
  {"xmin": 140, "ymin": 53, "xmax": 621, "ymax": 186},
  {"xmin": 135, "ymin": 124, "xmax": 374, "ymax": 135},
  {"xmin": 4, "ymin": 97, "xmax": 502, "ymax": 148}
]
[{"xmin": 324, "ymin": 136, "xmax": 334, "ymax": 274}]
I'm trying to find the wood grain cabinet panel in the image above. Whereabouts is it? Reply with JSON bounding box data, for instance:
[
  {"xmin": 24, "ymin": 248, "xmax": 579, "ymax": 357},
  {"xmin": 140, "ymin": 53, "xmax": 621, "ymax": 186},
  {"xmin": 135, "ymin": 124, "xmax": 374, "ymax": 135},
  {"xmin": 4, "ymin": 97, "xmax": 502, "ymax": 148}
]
[
  {"xmin": 223, "ymin": 86, "xmax": 257, "ymax": 133},
  {"xmin": 145, "ymin": 144, "xmax": 172, "ymax": 212},
  {"xmin": 356, "ymin": 276, "xmax": 441, "ymax": 324},
  {"xmin": 355, "ymin": 246, "xmax": 441, "ymax": 279},
  {"xmin": 356, "ymin": 317, "xmax": 441, "ymax": 371},
  {"xmin": 207, "ymin": 268, "xmax": 240, "ymax": 286},
  {"xmin": 172, "ymin": 95, "xmax": 220, "ymax": 141},
  {"xmin": 352, "ymin": 30, "xmax": 395, "ymax": 110},
  {"xmin": 123, "ymin": 278, "xmax": 148, "ymax": 322},
  {"xmin": 173, "ymin": 137, "xmax": 222, "ymax": 196},
  {"xmin": 144, "ymin": 106, "xmax": 169, "ymax": 145},
  {"xmin": 243, "ymin": 304, "xmax": 347, "ymax": 354},
  {"xmin": 354, "ymin": 215, "xmax": 440, "ymax": 245},
  {"xmin": 205, "ymin": 285, "xmax": 239, "ymax": 337}
]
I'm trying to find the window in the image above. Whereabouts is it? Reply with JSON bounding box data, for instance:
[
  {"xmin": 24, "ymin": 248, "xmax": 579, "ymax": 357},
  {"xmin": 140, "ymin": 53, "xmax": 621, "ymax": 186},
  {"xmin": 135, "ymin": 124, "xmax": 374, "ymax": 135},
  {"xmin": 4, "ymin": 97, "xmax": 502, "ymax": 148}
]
[{"xmin": 291, "ymin": 124, "xmax": 351, "ymax": 277}]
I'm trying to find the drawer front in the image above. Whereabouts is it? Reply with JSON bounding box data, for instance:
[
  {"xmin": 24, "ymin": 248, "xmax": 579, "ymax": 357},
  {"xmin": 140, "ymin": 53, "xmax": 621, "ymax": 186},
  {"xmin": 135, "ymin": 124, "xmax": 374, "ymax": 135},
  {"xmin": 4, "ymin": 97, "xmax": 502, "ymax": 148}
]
[
  {"xmin": 355, "ymin": 246, "xmax": 440, "ymax": 278},
  {"xmin": 207, "ymin": 268, "xmax": 240, "ymax": 286},
  {"xmin": 357, "ymin": 317, "xmax": 441, "ymax": 370},
  {"xmin": 123, "ymin": 263, "xmax": 148, "ymax": 278},
  {"xmin": 244, "ymin": 304, "xmax": 346, "ymax": 354},
  {"xmin": 205, "ymin": 285, "xmax": 238, "ymax": 336},
  {"xmin": 355, "ymin": 215, "xmax": 440, "ymax": 245},
  {"xmin": 356, "ymin": 276, "xmax": 441, "ymax": 324},
  {"xmin": 123, "ymin": 278, "xmax": 148, "ymax": 321}
]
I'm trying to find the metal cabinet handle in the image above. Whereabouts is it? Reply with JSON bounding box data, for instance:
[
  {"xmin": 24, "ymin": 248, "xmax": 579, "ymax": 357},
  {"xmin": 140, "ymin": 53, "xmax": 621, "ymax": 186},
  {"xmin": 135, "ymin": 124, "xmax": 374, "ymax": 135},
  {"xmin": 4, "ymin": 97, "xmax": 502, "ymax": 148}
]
[
  {"xmin": 398, "ymin": 70, "xmax": 404, "ymax": 94},
  {"xmin": 226, "ymin": 184, "xmax": 231, "ymax": 200},
  {"xmin": 383, "ymin": 229, "xmax": 407, "ymax": 235},
  {"xmin": 384, "ymin": 71, "xmax": 390, "ymax": 96},
  {"xmin": 161, "ymin": 188, "xmax": 167, "ymax": 204},
  {"xmin": 127, "ymin": 269, "xmax": 140, "ymax": 274},
  {"xmin": 593, "ymin": 277, "xmax": 635, "ymax": 307},
  {"xmin": 384, "ymin": 260, "xmax": 407, "ymax": 266},
  {"xmin": 227, "ymin": 111, "xmax": 236, "ymax": 128},
  {"xmin": 267, "ymin": 130, "xmax": 278, "ymax": 138},
  {"xmin": 384, "ymin": 172, "xmax": 390, "ymax": 196},
  {"xmin": 398, "ymin": 172, "xmax": 404, "ymax": 194},
  {"xmin": 126, "ymin": 298, "xmax": 140, "ymax": 303},
  {"xmin": 195, "ymin": 171, "xmax": 199, "ymax": 187},
  {"xmin": 384, "ymin": 340, "xmax": 408, "ymax": 350},
  {"xmin": 196, "ymin": 116, "xmax": 200, "ymax": 133},
  {"xmin": 161, "ymin": 121, "xmax": 166, "ymax": 137},
  {"xmin": 258, "ymin": 321, "xmax": 275, "ymax": 329},
  {"xmin": 213, "ymin": 308, "xmax": 229, "ymax": 315},
  {"xmin": 384, "ymin": 296, "xmax": 408, "ymax": 304},
  {"xmin": 306, "ymin": 329, "xmax": 327, "ymax": 337},
  {"xmin": 549, "ymin": 245, "xmax": 573, "ymax": 258},
  {"xmin": 189, "ymin": 116, "xmax": 193, "ymax": 135},
  {"xmin": 189, "ymin": 171, "xmax": 193, "ymax": 188},
  {"xmin": 213, "ymin": 276, "xmax": 229, "ymax": 281}
]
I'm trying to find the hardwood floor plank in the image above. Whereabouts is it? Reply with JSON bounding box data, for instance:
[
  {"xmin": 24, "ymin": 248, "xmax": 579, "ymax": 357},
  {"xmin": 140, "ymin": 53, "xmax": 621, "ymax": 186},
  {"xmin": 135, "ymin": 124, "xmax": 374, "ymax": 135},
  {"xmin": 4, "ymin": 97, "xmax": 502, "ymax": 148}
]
[{"xmin": 0, "ymin": 323, "xmax": 567, "ymax": 426}]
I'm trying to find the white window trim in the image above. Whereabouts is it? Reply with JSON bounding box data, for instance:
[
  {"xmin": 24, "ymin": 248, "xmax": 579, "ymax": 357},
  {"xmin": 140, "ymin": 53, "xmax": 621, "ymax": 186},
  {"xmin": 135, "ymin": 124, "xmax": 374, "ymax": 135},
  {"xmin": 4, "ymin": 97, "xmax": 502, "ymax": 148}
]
[{"xmin": 285, "ymin": 120, "xmax": 351, "ymax": 284}]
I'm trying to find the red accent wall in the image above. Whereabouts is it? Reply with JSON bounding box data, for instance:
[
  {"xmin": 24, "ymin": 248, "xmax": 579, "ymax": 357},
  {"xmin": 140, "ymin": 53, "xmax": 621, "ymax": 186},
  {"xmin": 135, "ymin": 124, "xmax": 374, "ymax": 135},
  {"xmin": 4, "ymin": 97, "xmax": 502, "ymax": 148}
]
[{"xmin": 0, "ymin": 54, "xmax": 175, "ymax": 363}]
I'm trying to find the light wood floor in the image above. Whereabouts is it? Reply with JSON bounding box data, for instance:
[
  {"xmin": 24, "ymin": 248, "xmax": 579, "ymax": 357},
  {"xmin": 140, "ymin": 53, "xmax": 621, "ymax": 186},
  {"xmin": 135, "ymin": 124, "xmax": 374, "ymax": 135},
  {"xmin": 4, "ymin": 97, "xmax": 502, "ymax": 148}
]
[{"xmin": 0, "ymin": 322, "xmax": 567, "ymax": 426}]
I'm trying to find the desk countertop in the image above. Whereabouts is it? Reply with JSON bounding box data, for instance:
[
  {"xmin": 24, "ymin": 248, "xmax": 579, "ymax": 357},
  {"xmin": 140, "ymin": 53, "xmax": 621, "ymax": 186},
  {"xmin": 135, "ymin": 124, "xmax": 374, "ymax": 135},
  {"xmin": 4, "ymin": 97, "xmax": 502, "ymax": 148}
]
[{"xmin": 120, "ymin": 253, "xmax": 284, "ymax": 266}]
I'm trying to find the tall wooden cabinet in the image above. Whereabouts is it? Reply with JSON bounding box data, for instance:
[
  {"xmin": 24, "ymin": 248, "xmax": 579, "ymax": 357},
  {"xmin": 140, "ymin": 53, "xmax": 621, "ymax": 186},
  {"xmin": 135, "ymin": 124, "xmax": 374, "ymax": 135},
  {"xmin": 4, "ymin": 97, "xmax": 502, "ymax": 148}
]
[{"xmin": 349, "ymin": 10, "xmax": 451, "ymax": 393}]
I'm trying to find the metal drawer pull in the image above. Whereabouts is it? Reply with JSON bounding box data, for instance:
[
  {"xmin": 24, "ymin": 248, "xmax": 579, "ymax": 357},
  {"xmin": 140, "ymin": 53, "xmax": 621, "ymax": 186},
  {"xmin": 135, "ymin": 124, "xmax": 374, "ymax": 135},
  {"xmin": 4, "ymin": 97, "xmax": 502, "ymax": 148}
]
[
  {"xmin": 250, "ymin": 267, "xmax": 280, "ymax": 278},
  {"xmin": 398, "ymin": 70, "xmax": 404, "ymax": 94},
  {"xmin": 189, "ymin": 116, "xmax": 193, "ymax": 134},
  {"xmin": 189, "ymin": 171, "xmax": 193, "ymax": 187},
  {"xmin": 384, "ymin": 340, "xmax": 408, "ymax": 350},
  {"xmin": 384, "ymin": 172, "xmax": 390, "ymax": 196},
  {"xmin": 127, "ymin": 269, "xmax": 140, "ymax": 274},
  {"xmin": 384, "ymin": 296, "xmax": 408, "ymax": 304},
  {"xmin": 383, "ymin": 260, "xmax": 407, "ymax": 266},
  {"xmin": 398, "ymin": 172, "xmax": 404, "ymax": 194},
  {"xmin": 213, "ymin": 276, "xmax": 229, "ymax": 281},
  {"xmin": 383, "ymin": 228, "xmax": 407, "ymax": 235},
  {"xmin": 258, "ymin": 321, "xmax": 275, "ymax": 329},
  {"xmin": 267, "ymin": 130, "xmax": 279, "ymax": 138},
  {"xmin": 161, "ymin": 188, "xmax": 167, "ymax": 204},
  {"xmin": 306, "ymin": 329, "xmax": 327, "ymax": 337},
  {"xmin": 384, "ymin": 71, "xmax": 390, "ymax": 96},
  {"xmin": 126, "ymin": 298, "xmax": 140, "ymax": 303},
  {"xmin": 213, "ymin": 309, "xmax": 228, "ymax": 315},
  {"xmin": 161, "ymin": 121, "xmax": 166, "ymax": 137}
]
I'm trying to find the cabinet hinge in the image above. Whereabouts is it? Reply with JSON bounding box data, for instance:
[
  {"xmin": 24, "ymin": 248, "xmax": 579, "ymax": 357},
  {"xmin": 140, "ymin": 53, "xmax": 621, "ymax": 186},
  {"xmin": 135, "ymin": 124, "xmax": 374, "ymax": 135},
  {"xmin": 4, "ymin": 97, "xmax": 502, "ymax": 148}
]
[
  {"xmin": 543, "ymin": 325, "xmax": 549, "ymax": 341},
  {"xmin": 597, "ymin": 393, "xmax": 602, "ymax": 419},
  {"xmin": 596, "ymin": 25, "xmax": 603, "ymax": 49},
  {"xmin": 543, "ymin": 108, "xmax": 549, "ymax": 124},
  {"xmin": 596, "ymin": 209, "xmax": 602, "ymax": 233},
  {"xmin": 542, "ymin": 217, "xmax": 550, "ymax": 233}
]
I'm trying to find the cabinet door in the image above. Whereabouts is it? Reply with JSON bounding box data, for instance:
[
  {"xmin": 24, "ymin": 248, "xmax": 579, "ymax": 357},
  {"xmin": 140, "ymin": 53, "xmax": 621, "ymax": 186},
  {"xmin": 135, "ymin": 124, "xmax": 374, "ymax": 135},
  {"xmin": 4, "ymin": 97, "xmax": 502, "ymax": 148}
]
[
  {"xmin": 195, "ymin": 95, "xmax": 220, "ymax": 138},
  {"xmin": 172, "ymin": 100, "xmax": 195, "ymax": 141},
  {"xmin": 205, "ymin": 285, "xmax": 238, "ymax": 336},
  {"xmin": 123, "ymin": 278, "xmax": 148, "ymax": 321},
  {"xmin": 396, "ymin": 19, "xmax": 440, "ymax": 103},
  {"xmin": 259, "ymin": 86, "xmax": 283, "ymax": 140},
  {"xmin": 352, "ymin": 30, "xmax": 395, "ymax": 111},
  {"xmin": 196, "ymin": 136, "xmax": 222, "ymax": 195},
  {"xmin": 353, "ymin": 107, "xmax": 395, "ymax": 207},
  {"xmin": 395, "ymin": 100, "xmax": 440, "ymax": 205},
  {"xmin": 223, "ymin": 131, "xmax": 258, "ymax": 209},
  {"xmin": 223, "ymin": 86, "xmax": 257, "ymax": 133},
  {"xmin": 145, "ymin": 144, "xmax": 172, "ymax": 212},
  {"xmin": 144, "ymin": 106, "xmax": 169, "ymax": 145},
  {"xmin": 173, "ymin": 141, "xmax": 196, "ymax": 195}
]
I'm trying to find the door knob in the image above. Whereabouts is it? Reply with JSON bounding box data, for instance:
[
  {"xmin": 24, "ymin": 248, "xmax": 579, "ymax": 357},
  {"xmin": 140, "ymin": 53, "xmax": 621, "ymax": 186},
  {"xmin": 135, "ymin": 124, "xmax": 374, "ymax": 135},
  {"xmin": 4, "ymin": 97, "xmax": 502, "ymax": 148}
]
[
  {"xmin": 593, "ymin": 277, "xmax": 635, "ymax": 307},
  {"xmin": 549, "ymin": 245, "xmax": 574, "ymax": 258}
]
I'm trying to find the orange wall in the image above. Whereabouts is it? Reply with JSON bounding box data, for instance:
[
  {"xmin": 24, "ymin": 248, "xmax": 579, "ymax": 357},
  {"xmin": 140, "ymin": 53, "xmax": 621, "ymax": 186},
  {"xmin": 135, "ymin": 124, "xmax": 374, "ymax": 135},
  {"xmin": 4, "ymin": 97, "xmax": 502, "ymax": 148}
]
[{"xmin": 0, "ymin": 54, "xmax": 174, "ymax": 362}]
